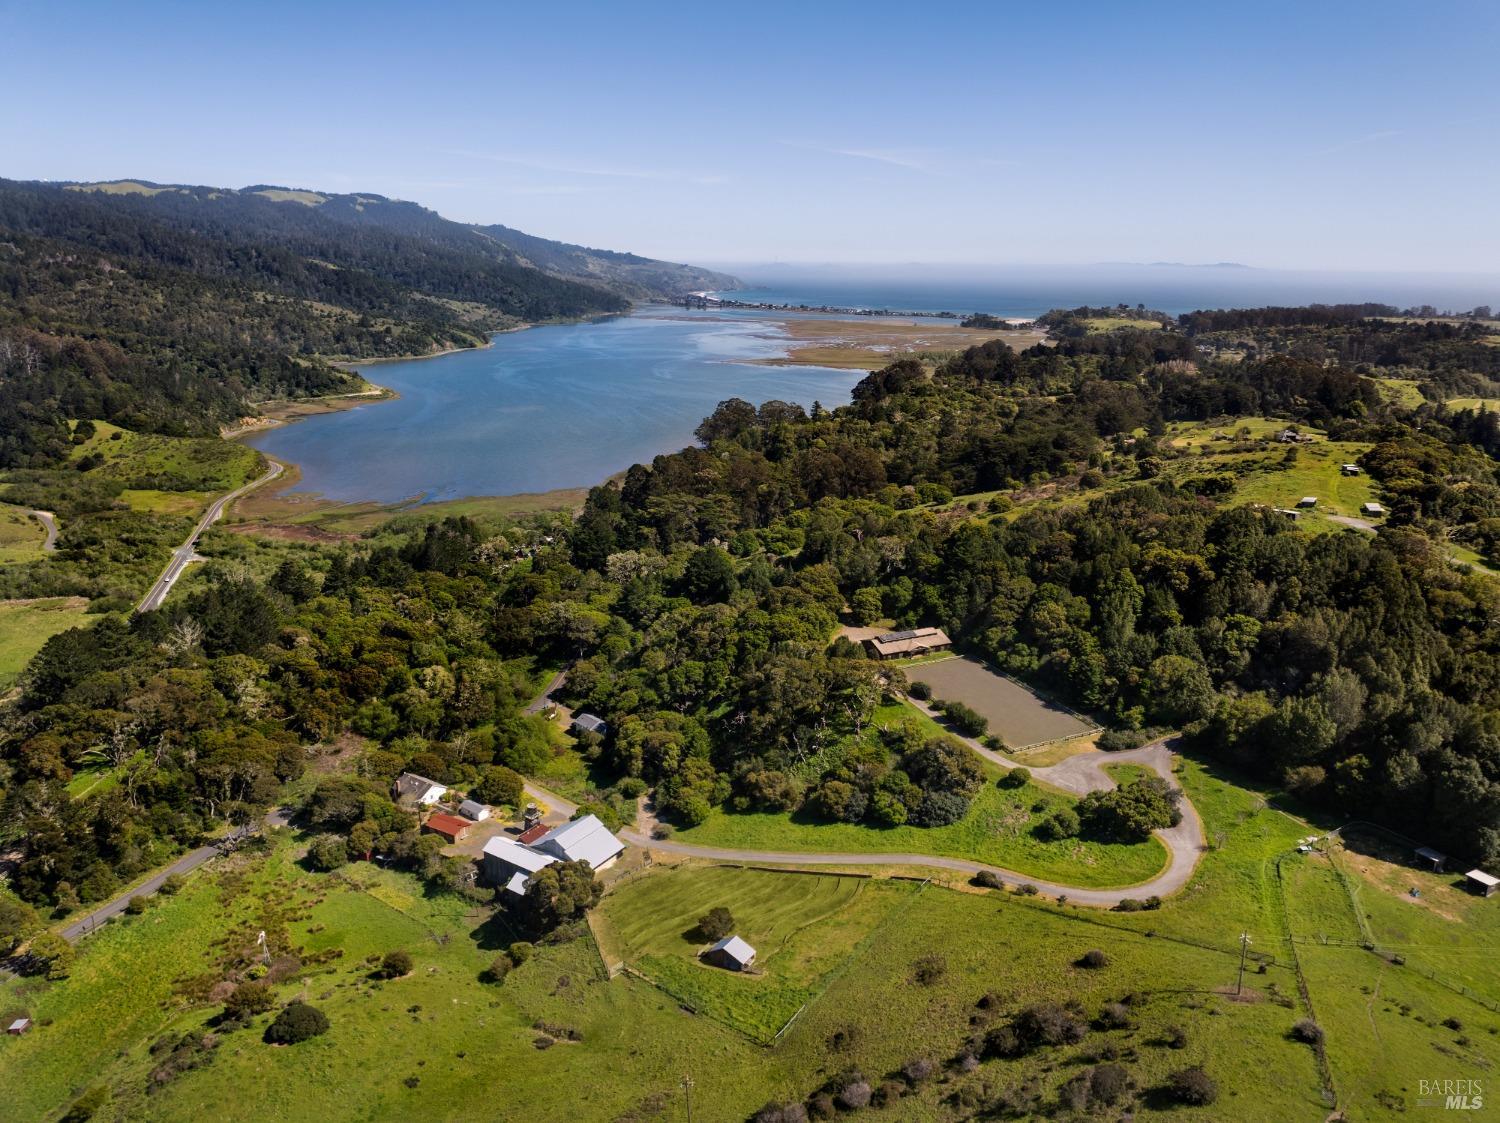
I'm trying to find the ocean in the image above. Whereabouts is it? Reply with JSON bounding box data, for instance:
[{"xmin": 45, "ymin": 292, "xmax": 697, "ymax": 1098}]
[{"xmin": 704, "ymin": 264, "xmax": 1500, "ymax": 318}]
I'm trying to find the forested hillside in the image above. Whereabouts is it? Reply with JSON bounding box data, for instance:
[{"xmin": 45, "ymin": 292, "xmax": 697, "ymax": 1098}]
[
  {"xmin": 2, "ymin": 307, "xmax": 1497, "ymax": 915},
  {"xmin": 0, "ymin": 178, "xmax": 729, "ymax": 467}
]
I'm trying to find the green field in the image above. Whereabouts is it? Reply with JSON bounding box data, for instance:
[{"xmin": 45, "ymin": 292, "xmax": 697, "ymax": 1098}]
[
  {"xmin": 5, "ymin": 749, "xmax": 1497, "ymax": 1120},
  {"xmin": 677, "ymin": 770, "xmax": 1169, "ymax": 889},
  {"xmin": 68, "ymin": 422, "xmax": 261, "ymax": 493},
  {"xmin": 597, "ymin": 865, "xmax": 914, "ymax": 1041},
  {"xmin": 1373, "ymin": 377, "xmax": 1426, "ymax": 409},
  {"xmin": 1445, "ymin": 396, "xmax": 1500, "ymax": 411},
  {"xmin": 1083, "ymin": 316, "xmax": 1163, "ymax": 332},
  {"xmin": 0, "ymin": 597, "xmax": 93, "ymax": 688},
  {"xmin": 0, "ymin": 503, "xmax": 49, "ymax": 563}
]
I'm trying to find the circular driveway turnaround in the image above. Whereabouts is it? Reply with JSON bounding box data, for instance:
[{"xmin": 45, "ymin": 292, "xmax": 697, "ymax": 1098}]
[{"xmin": 524, "ymin": 724, "xmax": 1207, "ymax": 907}]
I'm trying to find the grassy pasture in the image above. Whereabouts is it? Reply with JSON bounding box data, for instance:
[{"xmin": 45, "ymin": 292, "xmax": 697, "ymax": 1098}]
[
  {"xmin": 0, "ymin": 503, "xmax": 48, "ymax": 563},
  {"xmin": 68, "ymin": 422, "xmax": 261, "ymax": 493},
  {"xmin": 676, "ymin": 771, "xmax": 1169, "ymax": 889},
  {"xmin": 0, "ymin": 597, "xmax": 93, "ymax": 688},
  {"xmin": 1445, "ymin": 396, "xmax": 1500, "ymax": 411},
  {"xmin": 1082, "ymin": 316, "xmax": 1163, "ymax": 332},
  {"xmin": 598, "ymin": 865, "xmax": 914, "ymax": 1041}
]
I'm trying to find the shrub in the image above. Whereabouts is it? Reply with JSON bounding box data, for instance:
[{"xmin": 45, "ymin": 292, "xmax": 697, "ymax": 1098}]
[
  {"xmin": 307, "ymin": 834, "xmax": 350, "ymax": 872},
  {"xmin": 615, "ymin": 776, "xmax": 647, "ymax": 799},
  {"xmin": 508, "ymin": 941, "xmax": 534, "ymax": 965},
  {"xmin": 972, "ymin": 870, "xmax": 1004, "ymax": 890},
  {"xmin": 652, "ymin": 823, "xmax": 675, "ymax": 840},
  {"xmin": 697, "ymin": 906, "xmax": 735, "ymax": 941},
  {"xmin": 1114, "ymin": 897, "xmax": 1143, "ymax": 912},
  {"xmin": 1292, "ymin": 1018, "xmax": 1324, "ymax": 1045},
  {"xmin": 1035, "ymin": 806, "xmax": 1080, "ymax": 841},
  {"xmin": 1097, "ymin": 1002, "xmax": 1133, "ymax": 1030},
  {"xmin": 873, "ymin": 1081, "xmax": 905, "ymax": 1107},
  {"xmin": 1015, "ymin": 883, "xmax": 1040, "ymax": 896},
  {"xmin": 807, "ymin": 1092, "xmax": 836, "ymax": 1119},
  {"xmin": 907, "ymin": 681, "xmax": 932, "ymax": 701},
  {"xmin": 223, "ymin": 980, "xmax": 274, "ymax": 1021},
  {"xmin": 159, "ymin": 874, "xmax": 186, "ymax": 896},
  {"xmin": 912, "ymin": 953, "xmax": 947, "ymax": 985},
  {"xmin": 753, "ymin": 1103, "xmax": 809, "ymax": 1123},
  {"xmin": 1167, "ymin": 1066, "xmax": 1218, "ymax": 1105},
  {"xmin": 59, "ymin": 1085, "xmax": 109, "ymax": 1122},
  {"xmin": 124, "ymin": 896, "xmax": 149, "ymax": 915},
  {"xmin": 1078, "ymin": 778, "xmax": 1181, "ymax": 842},
  {"xmin": 1078, "ymin": 949, "xmax": 1110, "ymax": 969},
  {"xmin": 1164, "ymin": 1024, "xmax": 1188, "ymax": 1048},
  {"xmin": 826, "ymin": 1024, "xmax": 860, "ymax": 1052},
  {"xmin": 376, "ymin": 950, "xmax": 413, "ymax": 979},
  {"xmin": 999, "ymin": 767, "xmax": 1030, "ymax": 789},
  {"xmin": 481, "ymin": 956, "xmax": 512, "ymax": 984},
  {"xmin": 942, "ymin": 701, "xmax": 989, "ymax": 737},
  {"xmin": 835, "ymin": 1079, "xmax": 872, "ymax": 1110},
  {"xmin": 902, "ymin": 1057, "xmax": 937, "ymax": 1084},
  {"xmin": 1089, "ymin": 1063, "xmax": 1129, "ymax": 1105},
  {"xmin": 264, "ymin": 1002, "xmax": 329, "ymax": 1045}
]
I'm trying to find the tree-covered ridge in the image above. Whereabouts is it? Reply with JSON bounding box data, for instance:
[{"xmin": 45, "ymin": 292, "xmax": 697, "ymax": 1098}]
[{"xmin": 0, "ymin": 177, "xmax": 641, "ymax": 467}]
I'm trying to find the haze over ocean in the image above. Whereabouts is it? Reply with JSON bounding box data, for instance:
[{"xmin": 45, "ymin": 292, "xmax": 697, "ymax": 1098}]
[{"xmin": 707, "ymin": 264, "xmax": 1500, "ymax": 318}]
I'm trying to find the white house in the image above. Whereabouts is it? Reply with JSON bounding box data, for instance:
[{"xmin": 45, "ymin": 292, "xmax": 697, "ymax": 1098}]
[
  {"xmin": 393, "ymin": 772, "xmax": 446, "ymax": 806},
  {"xmin": 457, "ymin": 799, "xmax": 491, "ymax": 821},
  {"xmin": 532, "ymin": 815, "xmax": 624, "ymax": 871},
  {"xmin": 482, "ymin": 836, "xmax": 557, "ymax": 894}
]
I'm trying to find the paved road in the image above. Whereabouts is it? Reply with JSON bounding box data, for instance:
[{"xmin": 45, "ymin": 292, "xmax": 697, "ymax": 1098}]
[
  {"xmin": 29, "ymin": 509, "xmax": 57, "ymax": 551},
  {"xmin": 60, "ymin": 807, "xmax": 290, "ymax": 942},
  {"xmin": 524, "ymin": 668, "xmax": 568, "ymax": 715},
  {"xmin": 137, "ymin": 459, "xmax": 284, "ymax": 612}
]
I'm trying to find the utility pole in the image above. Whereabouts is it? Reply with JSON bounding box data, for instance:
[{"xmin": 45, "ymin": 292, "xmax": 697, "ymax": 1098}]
[
  {"xmin": 1236, "ymin": 932, "xmax": 1252, "ymax": 995},
  {"xmin": 681, "ymin": 1074, "xmax": 694, "ymax": 1123}
]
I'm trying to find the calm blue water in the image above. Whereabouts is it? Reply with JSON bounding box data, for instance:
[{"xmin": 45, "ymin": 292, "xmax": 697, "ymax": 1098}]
[
  {"xmin": 244, "ymin": 309, "xmax": 862, "ymax": 503},
  {"xmin": 708, "ymin": 264, "xmax": 1500, "ymax": 318}
]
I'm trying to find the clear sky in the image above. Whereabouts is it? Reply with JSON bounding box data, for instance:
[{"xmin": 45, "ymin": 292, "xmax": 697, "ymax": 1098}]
[{"xmin": 2, "ymin": 0, "xmax": 1496, "ymax": 270}]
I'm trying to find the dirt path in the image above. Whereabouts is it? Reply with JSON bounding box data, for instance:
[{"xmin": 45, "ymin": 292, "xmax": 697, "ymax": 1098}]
[{"xmin": 29, "ymin": 510, "xmax": 57, "ymax": 551}]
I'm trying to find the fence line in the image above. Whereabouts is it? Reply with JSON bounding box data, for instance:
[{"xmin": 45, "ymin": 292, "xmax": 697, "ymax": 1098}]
[{"xmin": 1274, "ymin": 855, "xmax": 1340, "ymax": 1109}]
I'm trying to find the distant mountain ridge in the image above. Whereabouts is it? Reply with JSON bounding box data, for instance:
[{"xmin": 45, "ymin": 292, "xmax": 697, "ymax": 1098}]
[
  {"xmin": 62, "ymin": 179, "xmax": 739, "ymax": 300},
  {"xmin": 0, "ymin": 176, "xmax": 733, "ymax": 464}
]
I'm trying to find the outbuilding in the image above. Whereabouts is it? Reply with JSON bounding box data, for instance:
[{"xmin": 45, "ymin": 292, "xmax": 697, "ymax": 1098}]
[
  {"xmin": 482, "ymin": 835, "xmax": 557, "ymax": 890},
  {"xmin": 1296, "ymin": 496, "xmax": 1318, "ymax": 508},
  {"xmin": 457, "ymin": 799, "xmax": 491, "ymax": 822},
  {"xmin": 1465, "ymin": 869, "xmax": 1500, "ymax": 898},
  {"xmin": 1414, "ymin": 846, "xmax": 1447, "ymax": 872},
  {"xmin": 571, "ymin": 713, "xmax": 608, "ymax": 737},
  {"xmin": 423, "ymin": 812, "xmax": 475, "ymax": 844},
  {"xmin": 701, "ymin": 935, "xmax": 756, "ymax": 971},
  {"xmin": 7, "ymin": 1017, "xmax": 31, "ymax": 1035},
  {"xmin": 1361, "ymin": 502, "xmax": 1385, "ymax": 516},
  {"xmin": 1341, "ymin": 464, "xmax": 1362, "ymax": 476}
]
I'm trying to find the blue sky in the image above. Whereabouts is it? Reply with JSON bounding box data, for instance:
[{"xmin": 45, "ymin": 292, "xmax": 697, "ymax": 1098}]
[{"xmin": 1, "ymin": 0, "xmax": 1496, "ymax": 270}]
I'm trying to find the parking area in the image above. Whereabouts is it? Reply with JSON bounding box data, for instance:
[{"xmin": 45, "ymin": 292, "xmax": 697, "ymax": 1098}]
[{"xmin": 910, "ymin": 656, "xmax": 1096, "ymax": 748}]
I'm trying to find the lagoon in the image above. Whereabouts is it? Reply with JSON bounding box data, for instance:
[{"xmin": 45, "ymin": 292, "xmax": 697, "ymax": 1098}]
[{"xmin": 244, "ymin": 308, "xmax": 862, "ymax": 504}]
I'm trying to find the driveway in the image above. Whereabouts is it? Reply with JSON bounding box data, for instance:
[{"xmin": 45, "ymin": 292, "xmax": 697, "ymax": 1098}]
[{"xmin": 60, "ymin": 807, "xmax": 290, "ymax": 942}]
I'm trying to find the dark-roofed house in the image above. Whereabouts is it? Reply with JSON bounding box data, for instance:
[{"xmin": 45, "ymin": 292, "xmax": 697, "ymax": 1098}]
[
  {"xmin": 393, "ymin": 772, "xmax": 447, "ymax": 806},
  {"xmin": 701, "ymin": 935, "xmax": 756, "ymax": 971},
  {"xmin": 571, "ymin": 713, "xmax": 607, "ymax": 737},
  {"xmin": 423, "ymin": 812, "xmax": 474, "ymax": 843},
  {"xmin": 1466, "ymin": 869, "xmax": 1499, "ymax": 898},
  {"xmin": 866, "ymin": 627, "xmax": 953, "ymax": 659}
]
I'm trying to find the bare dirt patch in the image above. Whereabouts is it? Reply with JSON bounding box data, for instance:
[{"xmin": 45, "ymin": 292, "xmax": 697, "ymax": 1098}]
[{"xmin": 912, "ymin": 656, "xmax": 1096, "ymax": 748}]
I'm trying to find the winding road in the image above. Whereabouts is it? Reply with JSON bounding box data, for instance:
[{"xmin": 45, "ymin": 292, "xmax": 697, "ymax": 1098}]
[
  {"xmin": 29, "ymin": 509, "xmax": 57, "ymax": 551},
  {"xmin": 137, "ymin": 459, "xmax": 284, "ymax": 613},
  {"xmin": 524, "ymin": 672, "xmax": 1205, "ymax": 906}
]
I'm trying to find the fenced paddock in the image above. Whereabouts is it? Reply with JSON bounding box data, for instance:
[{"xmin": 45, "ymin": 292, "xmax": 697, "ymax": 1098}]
[{"xmin": 912, "ymin": 656, "xmax": 1096, "ymax": 748}]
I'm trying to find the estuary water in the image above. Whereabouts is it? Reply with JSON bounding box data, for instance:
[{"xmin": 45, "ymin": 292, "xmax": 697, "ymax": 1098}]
[{"xmin": 243, "ymin": 308, "xmax": 862, "ymax": 504}]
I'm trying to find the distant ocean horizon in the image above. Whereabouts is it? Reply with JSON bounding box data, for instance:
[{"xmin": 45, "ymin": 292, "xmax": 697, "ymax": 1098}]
[{"xmin": 703, "ymin": 263, "xmax": 1500, "ymax": 318}]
